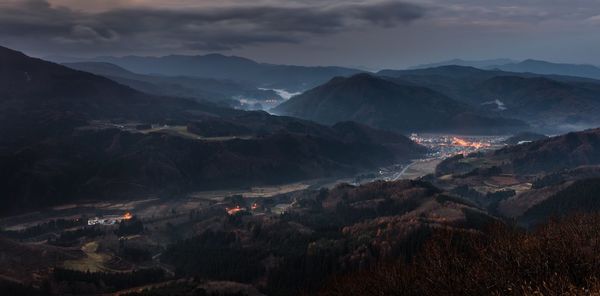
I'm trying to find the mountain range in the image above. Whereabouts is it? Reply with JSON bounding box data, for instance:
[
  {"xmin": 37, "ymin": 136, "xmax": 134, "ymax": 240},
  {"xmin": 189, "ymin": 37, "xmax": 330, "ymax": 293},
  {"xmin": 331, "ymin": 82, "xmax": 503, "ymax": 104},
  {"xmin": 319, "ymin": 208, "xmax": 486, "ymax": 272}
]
[
  {"xmin": 273, "ymin": 73, "xmax": 528, "ymax": 134},
  {"xmin": 62, "ymin": 61, "xmax": 282, "ymax": 108},
  {"xmin": 379, "ymin": 66, "xmax": 600, "ymax": 132},
  {"xmin": 490, "ymin": 59, "xmax": 600, "ymax": 80},
  {"xmin": 410, "ymin": 58, "xmax": 600, "ymax": 81},
  {"xmin": 50, "ymin": 54, "xmax": 362, "ymax": 92},
  {"xmin": 6, "ymin": 42, "xmax": 600, "ymax": 212},
  {"xmin": 409, "ymin": 58, "xmax": 517, "ymax": 70},
  {"xmin": 50, "ymin": 54, "xmax": 600, "ymax": 134},
  {"xmin": 0, "ymin": 46, "xmax": 423, "ymax": 214},
  {"xmin": 50, "ymin": 53, "xmax": 600, "ymax": 93}
]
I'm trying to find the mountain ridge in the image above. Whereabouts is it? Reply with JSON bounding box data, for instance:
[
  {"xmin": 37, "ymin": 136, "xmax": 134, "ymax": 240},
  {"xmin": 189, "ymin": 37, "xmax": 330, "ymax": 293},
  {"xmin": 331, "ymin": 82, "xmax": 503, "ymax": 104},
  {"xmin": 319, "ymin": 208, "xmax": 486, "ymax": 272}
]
[
  {"xmin": 62, "ymin": 61, "xmax": 282, "ymax": 107},
  {"xmin": 273, "ymin": 73, "xmax": 527, "ymax": 134},
  {"xmin": 377, "ymin": 65, "xmax": 600, "ymax": 132},
  {"xmin": 490, "ymin": 59, "xmax": 600, "ymax": 80},
  {"xmin": 49, "ymin": 53, "xmax": 363, "ymax": 92}
]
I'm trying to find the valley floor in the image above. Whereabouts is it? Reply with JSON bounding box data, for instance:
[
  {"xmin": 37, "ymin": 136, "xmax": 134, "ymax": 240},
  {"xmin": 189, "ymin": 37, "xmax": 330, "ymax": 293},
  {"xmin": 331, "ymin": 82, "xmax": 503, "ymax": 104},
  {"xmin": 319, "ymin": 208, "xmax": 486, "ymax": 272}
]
[{"xmin": 0, "ymin": 133, "xmax": 512, "ymax": 295}]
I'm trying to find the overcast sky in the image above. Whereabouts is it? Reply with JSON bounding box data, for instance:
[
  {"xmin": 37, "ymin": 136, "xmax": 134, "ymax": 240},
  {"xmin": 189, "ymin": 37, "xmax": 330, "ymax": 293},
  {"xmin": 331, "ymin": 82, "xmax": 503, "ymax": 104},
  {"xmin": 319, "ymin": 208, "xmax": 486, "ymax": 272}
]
[{"xmin": 2, "ymin": 0, "xmax": 600, "ymax": 69}]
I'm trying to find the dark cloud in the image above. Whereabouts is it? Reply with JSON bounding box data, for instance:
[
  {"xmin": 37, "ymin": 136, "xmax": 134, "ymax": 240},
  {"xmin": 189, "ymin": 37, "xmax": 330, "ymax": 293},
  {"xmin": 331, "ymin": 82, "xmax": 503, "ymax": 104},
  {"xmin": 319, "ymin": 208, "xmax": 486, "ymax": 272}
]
[{"xmin": 0, "ymin": 0, "xmax": 424, "ymax": 54}]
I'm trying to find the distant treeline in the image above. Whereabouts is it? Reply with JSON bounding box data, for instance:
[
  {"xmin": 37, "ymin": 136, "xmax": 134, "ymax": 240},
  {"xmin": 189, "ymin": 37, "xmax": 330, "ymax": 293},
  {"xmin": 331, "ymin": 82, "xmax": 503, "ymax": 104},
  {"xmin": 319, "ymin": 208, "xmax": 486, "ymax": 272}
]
[{"xmin": 1, "ymin": 218, "xmax": 86, "ymax": 240}]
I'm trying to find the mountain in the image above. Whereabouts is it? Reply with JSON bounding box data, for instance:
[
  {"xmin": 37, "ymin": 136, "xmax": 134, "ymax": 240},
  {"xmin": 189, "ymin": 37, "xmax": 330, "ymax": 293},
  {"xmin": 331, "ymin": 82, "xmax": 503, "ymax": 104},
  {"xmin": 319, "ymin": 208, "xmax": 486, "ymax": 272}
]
[
  {"xmin": 0, "ymin": 45, "xmax": 423, "ymax": 214},
  {"xmin": 409, "ymin": 58, "xmax": 600, "ymax": 81},
  {"xmin": 490, "ymin": 59, "xmax": 600, "ymax": 80},
  {"xmin": 493, "ymin": 128, "xmax": 600, "ymax": 174},
  {"xmin": 521, "ymin": 178, "xmax": 600, "ymax": 224},
  {"xmin": 410, "ymin": 58, "xmax": 517, "ymax": 69},
  {"xmin": 437, "ymin": 128, "xmax": 600, "ymax": 177},
  {"xmin": 378, "ymin": 66, "xmax": 600, "ymax": 132},
  {"xmin": 432, "ymin": 128, "xmax": 600, "ymax": 225},
  {"xmin": 62, "ymin": 62, "xmax": 282, "ymax": 108},
  {"xmin": 71, "ymin": 54, "xmax": 362, "ymax": 92},
  {"xmin": 0, "ymin": 46, "xmax": 223, "ymax": 127},
  {"xmin": 273, "ymin": 73, "xmax": 527, "ymax": 134},
  {"xmin": 473, "ymin": 76, "xmax": 600, "ymax": 129},
  {"xmin": 379, "ymin": 65, "xmax": 600, "ymax": 98}
]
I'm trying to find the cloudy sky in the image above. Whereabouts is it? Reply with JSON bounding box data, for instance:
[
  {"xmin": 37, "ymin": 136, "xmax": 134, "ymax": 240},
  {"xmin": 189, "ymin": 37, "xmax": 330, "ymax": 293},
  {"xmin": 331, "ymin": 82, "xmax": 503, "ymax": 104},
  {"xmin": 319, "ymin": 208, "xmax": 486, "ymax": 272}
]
[{"xmin": 2, "ymin": 0, "xmax": 600, "ymax": 69}]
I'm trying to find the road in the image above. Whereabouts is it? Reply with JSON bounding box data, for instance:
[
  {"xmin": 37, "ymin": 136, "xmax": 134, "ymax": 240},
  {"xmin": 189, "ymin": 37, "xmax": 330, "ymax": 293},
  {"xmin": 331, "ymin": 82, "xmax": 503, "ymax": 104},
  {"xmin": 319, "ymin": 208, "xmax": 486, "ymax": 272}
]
[{"xmin": 391, "ymin": 162, "xmax": 415, "ymax": 181}]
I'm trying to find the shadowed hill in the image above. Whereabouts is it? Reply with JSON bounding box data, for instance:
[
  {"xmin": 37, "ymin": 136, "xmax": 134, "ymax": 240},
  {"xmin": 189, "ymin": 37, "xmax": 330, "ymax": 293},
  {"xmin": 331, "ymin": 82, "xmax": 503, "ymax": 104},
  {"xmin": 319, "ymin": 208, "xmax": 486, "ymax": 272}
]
[
  {"xmin": 62, "ymin": 62, "xmax": 281, "ymax": 106},
  {"xmin": 0, "ymin": 46, "xmax": 210, "ymax": 120},
  {"xmin": 82, "ymin": 53, "xmax": 362, "ymax": 92},
  {"xmin": 378, "ymin": 65, "xmax": 600, "ymax": 132},
  {"xmin": 493, "ymin": 128, "xmax": 600, "ymax": 174},
  {"xmin": 274, "ymin": 73, "xmax": 527, "ymax": 134}
]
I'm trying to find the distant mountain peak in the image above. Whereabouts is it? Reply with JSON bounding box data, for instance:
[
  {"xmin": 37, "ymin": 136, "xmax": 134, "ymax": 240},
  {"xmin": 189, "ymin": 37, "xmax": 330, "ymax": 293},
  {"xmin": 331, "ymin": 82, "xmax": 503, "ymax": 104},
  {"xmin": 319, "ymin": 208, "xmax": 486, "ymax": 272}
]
[
  {"xmin": 339, "ymin": 72, "xmax": 380, "ymax": 82},
  {"xmin": 520, "ymin": 59, "xmax": 545, "ymax": 63},
  {"xmin": 323, "ymin": 73, "xmax": 411, "ymax": 91},
  {"xmin": 74, "ymin": 52, "xmax": 361, "ymax": 92},
  {"xmin": 201, "ymin": 53, "xmax": 251, "ymax": 60},
  {"xmin": 274, "ymin": 72, "xmax": 526, "ymax": 134},
  {"xmin": 494, "ymin": 59, "xmax": 600, "ymax": 80},
  {"xmin": 409, "ymin": 58, "xmax": 517, "ymax": 70}
]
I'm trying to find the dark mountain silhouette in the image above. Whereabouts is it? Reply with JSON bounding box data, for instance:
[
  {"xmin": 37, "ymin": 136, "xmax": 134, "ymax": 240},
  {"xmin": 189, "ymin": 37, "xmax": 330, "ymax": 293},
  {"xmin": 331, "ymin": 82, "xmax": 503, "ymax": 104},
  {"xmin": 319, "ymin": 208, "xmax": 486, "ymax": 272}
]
[
  {"xmin": 76, "ymin": 54, "xmax": 362, "ymax": 92},
  {"xmin": 473, "ymin": 76, "xmax": 600, "ymax": 127},
  {"xmin": 409, "ymin": 58, "xmax": 516, "ymax": 69},
  {"xmin": 378, "ymin": 66, "xmax": 512, "ymax": 108},
  {"xmin": 273, "ymin": 73, "xmax": 527, "ymax": 134},
  {"xmin": 491, "ymin": 59, "xmax": 600, "ymax": 80},
  {"xmin": 378, "ymin": 66, "xmax": 600, "ymax": 132},
  {"xmin": 407, "ymin": 58, "xmax": 600, "ymax": 80},
  {"xmin": 440, "ymin": 128, "xmax": 600, "ymax": 178},
  {"xmin": 0, "ymin": 46, "xmax": 424, "ymax": 214},
  {"xmin": 521, "ymin": 178, "xmax": 600, "ymax": 224},
  {"xmin": 62, "ymin": 62, "xmax": 282, "ymax": 106},
  {"xmin": 441, "ymin": 128, "xmax": 600, "ymax": 177},
  {"xmin": 379, "ymin": 65, "xmax": 600, "ymax": 99},
  {"xmin": 493, "ymin": 128, "xmax": 600, "ymax": 174},
  {"xmin": 0, "ymin": 46, "xmax": 219, "ymax": 123}
]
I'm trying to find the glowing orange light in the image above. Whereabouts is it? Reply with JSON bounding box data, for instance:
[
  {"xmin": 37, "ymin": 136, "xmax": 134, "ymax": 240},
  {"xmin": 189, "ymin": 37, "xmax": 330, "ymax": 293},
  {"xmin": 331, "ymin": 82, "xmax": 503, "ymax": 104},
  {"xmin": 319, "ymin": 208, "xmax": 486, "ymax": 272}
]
[
  {"xmin": 451, "ymin": 137, "xmax": 490, "ymax": 149},
  {"xmin": 251, "ymin": 203, "xmax": 259, "ymax": 210},
  {"xmin": 226, "ymin": 206, "xmax": 245, "ymax": 215},
  {"xmin": 123, "ymin": 212, "xmax": 133, "ymax": 220}
]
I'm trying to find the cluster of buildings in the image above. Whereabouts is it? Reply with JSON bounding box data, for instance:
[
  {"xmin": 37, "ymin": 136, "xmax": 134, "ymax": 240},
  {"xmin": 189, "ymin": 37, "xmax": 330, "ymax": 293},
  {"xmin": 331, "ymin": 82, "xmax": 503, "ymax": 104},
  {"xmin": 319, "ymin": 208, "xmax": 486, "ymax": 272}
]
[
  {"xmin": 410, "ymin": 133, "xmax": 502, "ymax": 158},
  {"xmin": 87, "ymin": 212, "xmax": 133, "ymax": 226}
]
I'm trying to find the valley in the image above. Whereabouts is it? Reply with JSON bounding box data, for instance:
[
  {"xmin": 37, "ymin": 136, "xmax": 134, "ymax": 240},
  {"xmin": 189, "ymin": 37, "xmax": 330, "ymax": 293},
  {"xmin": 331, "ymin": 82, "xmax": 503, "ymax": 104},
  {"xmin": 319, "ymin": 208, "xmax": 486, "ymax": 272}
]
[
  {"xmin": 2, "ymin": 31, "xmax": 600, "ymax": 294},
  {"xmin": 0, "ymin": 129, "xmax": 511, "ymax": 295},
  {"xmin": 374, "ymin": 134, "xmax": 508, "ymax": 182},
  {"xmin": 1, "ymin": 132, "xmax": 503, "ymax": 228}
]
